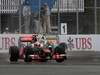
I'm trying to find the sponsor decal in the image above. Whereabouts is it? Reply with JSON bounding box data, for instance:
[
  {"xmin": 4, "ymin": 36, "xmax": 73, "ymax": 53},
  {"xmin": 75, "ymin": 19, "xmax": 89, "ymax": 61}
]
[
  {"xmin": 0, "ymin": 34, "xmax": 20, "ymax": 52},
  {"xmin": 67, "ymin": 37, "xmax": 92, "ymax": 50},
  {"xmin": 67, "ymin": 37, "xmax": 74, "ymax": 50},
  {"xmin": 75, "ymin": 37, "xmax": 92, "ymax": 49},
  {"xmin": 59, "ymin": 35, "xmax": 93, "ymax": 51},
  {"xmin": 0, "ymin": 37, "xmax": 16, "ymax": 49}
]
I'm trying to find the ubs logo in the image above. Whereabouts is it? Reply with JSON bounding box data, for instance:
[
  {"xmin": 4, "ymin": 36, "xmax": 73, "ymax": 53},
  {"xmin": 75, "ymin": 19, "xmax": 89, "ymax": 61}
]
[
  {"xmin": 67, "ymin": 37, "xmax": 92, "ymax": 50},
  {"xmin": 67, "ymin": 37, "xmax": 74, "ymax": 50}
]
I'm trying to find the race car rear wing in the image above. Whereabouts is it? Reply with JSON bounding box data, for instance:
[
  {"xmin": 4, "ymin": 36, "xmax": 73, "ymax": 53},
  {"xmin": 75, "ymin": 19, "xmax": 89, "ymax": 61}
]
[
  {"xmin": 19, "ymin": 36, "xmax": 33, "ymax": 42},
  {"xmin": 19, "ymin": 34, "xmax": 38, "ymax": 42}
]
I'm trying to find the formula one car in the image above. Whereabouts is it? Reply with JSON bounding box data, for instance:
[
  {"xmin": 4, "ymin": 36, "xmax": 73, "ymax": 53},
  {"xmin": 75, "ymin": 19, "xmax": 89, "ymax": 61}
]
[{"xmin": 9, "ymin": 34, "xmax": 67, "ymax": 63}]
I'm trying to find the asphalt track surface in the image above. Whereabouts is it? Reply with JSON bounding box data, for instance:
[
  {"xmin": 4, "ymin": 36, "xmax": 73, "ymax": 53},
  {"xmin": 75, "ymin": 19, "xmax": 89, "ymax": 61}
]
[{"xmin": 1, "ymin": 53, "xmax": 100, "ymax": 75}]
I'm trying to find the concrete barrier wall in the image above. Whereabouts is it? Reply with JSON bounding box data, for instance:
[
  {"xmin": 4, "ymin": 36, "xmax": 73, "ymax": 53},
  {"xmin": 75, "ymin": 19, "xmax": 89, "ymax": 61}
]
[{"xmin": 1, "ymin": 34, "xmax": 100, "ymax": 58}]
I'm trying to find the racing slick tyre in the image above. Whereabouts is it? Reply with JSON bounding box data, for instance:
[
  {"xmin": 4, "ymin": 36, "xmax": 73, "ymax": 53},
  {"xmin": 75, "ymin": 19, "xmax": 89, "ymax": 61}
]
[
  {"xmin": 40, "ymin": 58, "xmax": 48, "ymax": 62},
  {"xmin": 9, "ymin": 46, "xmax": 19, "ymax": 62},
  {"xmin": 56, "ymin": 59, "xmax": 65, "ymax": 63},
  {"xmin": 39, "ymin": 50, "xmax": 50, "ymax": 62},
  {"xmin": 54, "ymin": 43, "xmax": 67, "ymax": 54},
  {"xmin": 24, "ymin": 46, "xmax": 32, "ymax": 62},
  {"xmin": 24, "ymin": 56, "xmax": 32, "ymax": 62}
]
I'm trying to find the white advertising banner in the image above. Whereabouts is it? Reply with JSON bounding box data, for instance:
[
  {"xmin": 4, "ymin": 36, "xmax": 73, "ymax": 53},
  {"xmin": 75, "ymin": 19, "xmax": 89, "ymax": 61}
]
[
  {"xmin": 0, "ymin": 34, "xmax": 20, "ymax": 53},
  {"xmin": 58, "ymin": 35, "xmax": 100, "ymax": 51}
]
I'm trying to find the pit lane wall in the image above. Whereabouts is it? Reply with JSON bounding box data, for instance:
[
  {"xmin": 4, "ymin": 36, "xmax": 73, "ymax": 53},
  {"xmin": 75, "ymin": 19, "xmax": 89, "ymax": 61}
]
[{"xmin": 1, "ymin": 34, "xmax": 100, "ymax": 53}]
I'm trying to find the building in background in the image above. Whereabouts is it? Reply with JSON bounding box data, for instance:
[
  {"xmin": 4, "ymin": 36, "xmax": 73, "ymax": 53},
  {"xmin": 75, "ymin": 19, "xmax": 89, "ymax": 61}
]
[
  {"xmin": 51, "ymin": 0, "xmax": 84, "ymax": 34},
  {"xmin": 0, "ymin": 0, "xmax": 24, "ymax": 33}
]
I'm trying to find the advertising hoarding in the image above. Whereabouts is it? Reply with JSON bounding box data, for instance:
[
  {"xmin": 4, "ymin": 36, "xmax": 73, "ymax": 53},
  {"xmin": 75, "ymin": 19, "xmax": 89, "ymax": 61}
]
[{"xmin": 58, "ymin": 35, "xmax": 100, "ymax": 51}]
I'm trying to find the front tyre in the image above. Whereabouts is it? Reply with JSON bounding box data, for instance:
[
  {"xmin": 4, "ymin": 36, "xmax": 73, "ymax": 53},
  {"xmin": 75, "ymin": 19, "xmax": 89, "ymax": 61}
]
[
  {"xmin": 56, "ymin": 59, "xmax": 64, "ymax": 63},
  {"xmin": 9, "ymin": 46, "xmax": 19, "ymax": 62},
  {"xmin": 40, "ymin": 58, "xmax": 48, "ymax": 62}
]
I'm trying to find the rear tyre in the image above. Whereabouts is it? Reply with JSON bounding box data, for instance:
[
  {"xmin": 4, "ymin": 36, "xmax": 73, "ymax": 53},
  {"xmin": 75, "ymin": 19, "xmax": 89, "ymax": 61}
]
[
  {"xmin": 9, "ymin": 46, "xmax": 19, "ymax": 62},
  {"xmin": 24, "ymin": 46, "xmax": 32, "ymax": 62},
  {"xmin": 56, "ymin": 59, "xmax": 64, "ymax": 63},
  {"xmin": 24, "ymin": 56, "xmax": 32, "ymax": 62},
  {"xmin": 40, "ymin": 58, "xmax": 48, "ymax": 62}
]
